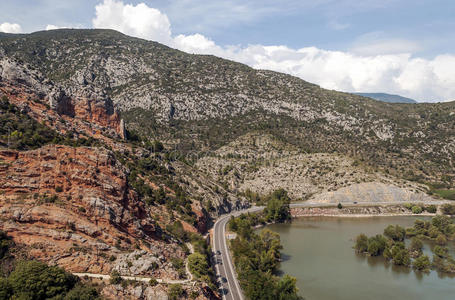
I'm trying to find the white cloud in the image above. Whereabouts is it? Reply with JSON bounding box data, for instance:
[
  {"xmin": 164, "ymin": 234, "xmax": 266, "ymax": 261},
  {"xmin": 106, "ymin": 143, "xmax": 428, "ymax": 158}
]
[
  {"xmin": 93, "ymin": 0, "xmax": 172, "ymax": 44},
  {"xmin": 0, "ymin": 22, "xmax": 22, "ymax": 33},
  {"xmin": 91, "ymin": 0, "xmax": 455, "ymax": 102},
  {"xmin": 46, "ymin": 24, "xmax": 60, "ymax": 30}
]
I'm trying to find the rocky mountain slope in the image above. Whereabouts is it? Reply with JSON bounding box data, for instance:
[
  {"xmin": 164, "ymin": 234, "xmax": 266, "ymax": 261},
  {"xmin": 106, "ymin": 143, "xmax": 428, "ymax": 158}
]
[{"xmin": 1, "ymin": 29, "xmax": 452, "ymax": 185}]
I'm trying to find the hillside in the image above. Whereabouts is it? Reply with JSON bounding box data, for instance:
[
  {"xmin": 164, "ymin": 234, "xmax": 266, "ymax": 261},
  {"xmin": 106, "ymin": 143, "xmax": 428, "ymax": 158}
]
[
  {"xmin": 354, "ymin": 92, "xmax": 418, "ymax": 103},
  {"xmin": 1, "ymin": 29, "xmax": 453, "ymax": 184},
  {"xmin": 0, "ymin": 29, "xmax": 454, "ymax": 299}
]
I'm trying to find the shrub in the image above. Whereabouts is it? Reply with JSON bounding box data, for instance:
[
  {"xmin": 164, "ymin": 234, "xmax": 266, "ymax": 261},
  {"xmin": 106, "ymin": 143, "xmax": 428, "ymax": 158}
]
[
  {"xmin": 110, "ymin": 270, "xmax": 123, "ymax": 284},
  {"xmin": 337, "ymin": 203, "xmax": 343, "ymax": 209},
  {"xmin": 413, "ymin": 254, "xmax": 430, "ymax": 272},
  {"xmin": 367, "ymin": 235, "xmax": 387, "ymax": 256},
  {"xmin": 441, "ymin": 204, "xmax": 455, "ymax": 215},
  {"xmin": 384, "ymin": 225, "xmax": 405, "ymax": 241},
  {"xmin": 64, "ymin": 283, "xmax": 100, "ymax": 300},
  {"xmin": 168, "ymin": 284, "xmax": 184, "ymax": 300},
  {"xmin": 409, "ymin": 237, "xmax": 423, "ymax": 253},
  {"xmin": 425, "ymin": 205, "xmax": 437, "ymax": 213},
  {"xmin": 0, "ymin": 278, "xmax": 12, "ymax": 300},
  {"xmin": 149, "ymin": 278, "xmax": 158, "ymax": 286},
  {"xmin": 354, "ymin": 234, "xmax": 368, "ymax": 253},
  {"xmin": 188, "ymin": 252, "xmax": 209, "ymax": 279},
  {"xmin": 433, "ymin": 245, "xmax": 449, "ymax": 258},
  {"xmin": 436, "ymin": 234, "xmax": 447, "ymax": 245},
  {"xmin": 411, "ymin": 206, "xmax": 423, "ymax": 214},
  {"xmin": 392, "ymin": 248, "xmax": 411, "ymax": 266}
]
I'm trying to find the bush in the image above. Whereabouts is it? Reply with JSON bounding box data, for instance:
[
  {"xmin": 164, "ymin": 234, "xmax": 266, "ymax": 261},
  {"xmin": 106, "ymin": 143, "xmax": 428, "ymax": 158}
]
[
  {"xmin": 110, "ymin": 270, "xmax": 123, "ymax": 284},
  {"xmin": 441, "ymin": 204, "xmax": 455, "ymax": 215},
  {"xmin": 168, "ymin": 284, "xmax": 184, "ymax": 300},
  {"xmin": 0, "ymin": 278, "xmax": 12, "ymax": 300},
  {"xmin": 409, "ymin": 237, "xmax": 423, "ymax": 254},
  {"xmin": 413, "ymin": 254, "xmax": 430, "ymax": 272},
  {"xmin": 425, "ymin": 205, "xmax": 437, "ymax": 213},
  {"xmin": 392, "ymin": 248, "xmax": 411, "ymax": 266},
  {"xmin": 411, "ymin": 206, "xmax": 423, "ymax": 214},
  {"xmin": 433, "ymin": 246, "xmax": 449, "ymax": 258},
  {"xmin": 337, "ymin": 203, "xmax": 343, "ymax": 209},
  {"xmin": 64, "ymin": 283, "xmax": 100, "ymax": 300},
  {"xmin": 188, "ymin": 252, "xmax": 209, "ymax": 279},
  {"xmin": 436, "ymin": 234, "xmax": 447, "ymax": 245},
  {"xmin": 384, "ymin": 225, "xmax": 405, "ymax": 241},
  {"xmin": 354, "ymin": 234, "xmax": 368, "ymax": 253},
  {"xmin": 367, "ymin": 235, "xmax": 387, "ymax": 256},
  {"xmin": 149, "ymin": 278, "xmax": 158, "ymax": 286}
]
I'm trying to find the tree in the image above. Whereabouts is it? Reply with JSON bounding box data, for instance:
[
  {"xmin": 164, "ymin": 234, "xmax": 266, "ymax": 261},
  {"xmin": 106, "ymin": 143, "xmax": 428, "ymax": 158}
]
[
  {"xmin": 413, "ymin": 254, "xmax": 430, "ymax": 272},
  {"xmin": 384, "ymin": 224, "xmax": 405, "ymax": 241},
  {"xmin": 367, "ymin": 235, "xmax": 387, "ymax": 256},
  {"xmin": 8, "ymin": 260, "xmax": 78, "ymax": 299},
  {"xmin": 275, "ymin": 275, "xmax": 302, "ymax": 300},
  {"xmin": 354, "ymin": 234, "xmax": 368, "ymax": 253},
  {"xmin": 433, "ymin": 245, "xmax": 449, "ymax": 258},
  {"xmin": 188, "ymin": 252, "xmax": 209, "ymax": 279},
  {"xmin": 432, "ymin": 215, "xmax": 453, "ymax": 235},
  {"xmin": 0, "ymin": 278, "xmax": 12, "ymax": 300},
  {"xmin": 392, "ymin": 248, "xmax": 411, "ymax": 266},
  {"xmin": 441, "ymin": 204, "xmax": 455, "ymax": 215},
  {"xmin": 409, "ymin": 237, "xmax": 423, "ymax": 256},
  {"xmin": 436, "ymin": 234, "xmax": 447, "ymax": 245},
  {"xmin": 264, "ymin": 189, "xmax": 291, "ymax": 223}
]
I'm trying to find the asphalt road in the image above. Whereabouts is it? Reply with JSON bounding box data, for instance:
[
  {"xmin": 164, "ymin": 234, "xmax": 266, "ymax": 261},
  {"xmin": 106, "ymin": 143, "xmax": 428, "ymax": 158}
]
[{"xmin": 212, "ymin": 207, "xmax": 263, "ymax": 300}]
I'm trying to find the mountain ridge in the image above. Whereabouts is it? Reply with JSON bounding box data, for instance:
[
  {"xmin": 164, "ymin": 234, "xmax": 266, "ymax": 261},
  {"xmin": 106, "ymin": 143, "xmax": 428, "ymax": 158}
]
[{"xmin": 354, "ymin": 92, "xmax": 418, "ymax": 103}]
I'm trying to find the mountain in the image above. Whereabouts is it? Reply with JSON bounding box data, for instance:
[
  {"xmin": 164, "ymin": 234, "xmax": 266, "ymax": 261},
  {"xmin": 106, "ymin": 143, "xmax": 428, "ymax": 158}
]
[
  {"xmin": 0, "ymin": 29, "xmax": 454, "ymax": 298},
  {"xmin": 354, "ymin": 92, "xmax": 418, "ymax": 103}
]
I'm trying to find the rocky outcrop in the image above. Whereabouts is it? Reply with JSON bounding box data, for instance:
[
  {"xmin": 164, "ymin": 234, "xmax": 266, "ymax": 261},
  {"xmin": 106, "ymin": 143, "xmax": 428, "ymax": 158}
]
[
  {"xmin": 0, "ymin": 145, "xmax": 183, "ymax": 277},
  {"xmin": 0, "ymin": 55, "xmax": 125, "ymax": 140}
]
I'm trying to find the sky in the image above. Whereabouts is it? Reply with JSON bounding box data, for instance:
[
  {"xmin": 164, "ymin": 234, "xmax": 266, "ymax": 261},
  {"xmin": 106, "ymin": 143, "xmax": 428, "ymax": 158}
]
[{"xmin": 1, "ymin": 0, "xmax": 455, "ymax": 102}]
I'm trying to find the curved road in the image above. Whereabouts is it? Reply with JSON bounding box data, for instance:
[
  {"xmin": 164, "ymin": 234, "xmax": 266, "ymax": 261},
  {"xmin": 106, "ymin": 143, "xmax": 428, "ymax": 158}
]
[{"xmin": 212, "ymin": 207, "xmax": 263, "ymax": 300}]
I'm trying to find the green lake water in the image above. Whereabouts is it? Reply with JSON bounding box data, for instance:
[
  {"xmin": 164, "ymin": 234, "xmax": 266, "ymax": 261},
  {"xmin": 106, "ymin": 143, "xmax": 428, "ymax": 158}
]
[{"xmin": 266, "ymin": 216, "xmax": 455, "ymax": 300}]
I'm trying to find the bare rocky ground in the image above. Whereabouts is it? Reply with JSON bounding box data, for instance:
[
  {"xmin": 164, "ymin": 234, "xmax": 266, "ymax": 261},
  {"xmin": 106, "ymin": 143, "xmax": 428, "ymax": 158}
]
[{"xmin": 196, "ymin": 132, "xmax": 432, "ymax": 204}]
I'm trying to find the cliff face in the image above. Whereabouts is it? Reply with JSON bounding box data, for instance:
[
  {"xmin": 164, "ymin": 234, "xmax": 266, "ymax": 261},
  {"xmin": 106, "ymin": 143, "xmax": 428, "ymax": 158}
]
[
  {"xmin": 0, "ymin": 57, "xmax": 125, "ymax": 140},
  {"xmin": 0, "ymin": 145, "xmax": 185, "ymax": 278}
]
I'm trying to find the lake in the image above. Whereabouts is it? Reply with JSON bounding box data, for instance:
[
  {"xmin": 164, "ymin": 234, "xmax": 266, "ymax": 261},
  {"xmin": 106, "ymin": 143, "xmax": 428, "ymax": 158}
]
[{"xmin": 266, "ymin": 216, "xmax": 455, "ymax": 300}]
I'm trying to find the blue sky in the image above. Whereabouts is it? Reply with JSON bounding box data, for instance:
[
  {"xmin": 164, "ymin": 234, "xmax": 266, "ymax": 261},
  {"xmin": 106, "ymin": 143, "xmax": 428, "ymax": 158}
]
[{"xmin": 1, "ymin": 0, "xmax": 455, "ymax": 101}]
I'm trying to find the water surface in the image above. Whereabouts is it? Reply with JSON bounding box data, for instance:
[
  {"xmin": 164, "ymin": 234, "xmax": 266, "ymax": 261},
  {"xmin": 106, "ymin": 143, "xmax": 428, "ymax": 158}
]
[{"xmin": 266, "ymin": 216, "xmax": 455, "ymax": 300}]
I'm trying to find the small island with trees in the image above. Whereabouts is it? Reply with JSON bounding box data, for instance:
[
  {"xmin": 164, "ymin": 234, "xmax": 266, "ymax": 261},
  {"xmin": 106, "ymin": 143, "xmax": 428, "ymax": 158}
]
[{"xmin": 354, "ymin": 213, "xmax": 455, "ymax": 274}]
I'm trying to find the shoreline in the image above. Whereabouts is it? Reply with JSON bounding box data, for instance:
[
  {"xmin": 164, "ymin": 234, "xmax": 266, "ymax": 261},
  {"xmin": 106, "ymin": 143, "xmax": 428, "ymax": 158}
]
[{"xmin": 290, "ymin": 204, "xmax": 440, "ymax": 219}]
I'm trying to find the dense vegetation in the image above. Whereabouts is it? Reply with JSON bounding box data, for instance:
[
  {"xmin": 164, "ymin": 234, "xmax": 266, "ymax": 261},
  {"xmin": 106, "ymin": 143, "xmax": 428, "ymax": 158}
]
[
  {"xmin": 0, "ymin": 96, "xmax": 97, "ymax": 149},
  {"xmin": 0, "ymin": 231, "xmax": 101, "ymax": 299},
  {"xmin": 227, "ymin": 190, "xmax": 301, "ymax": 300},
  {"xmin": 354, "ymin": 215, "xmax": 455, "ymax": 273}
]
